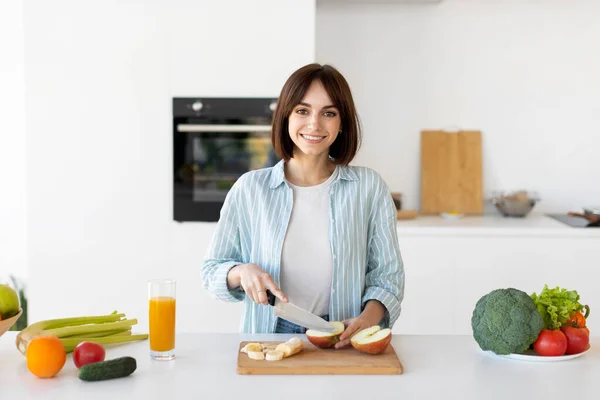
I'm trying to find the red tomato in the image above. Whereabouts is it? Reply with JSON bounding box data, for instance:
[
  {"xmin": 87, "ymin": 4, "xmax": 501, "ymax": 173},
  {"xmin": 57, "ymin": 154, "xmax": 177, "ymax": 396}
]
[
  {"xmin": 533, "ymin": 329, "xmax": 567, "ymax": 356},
  {"xmin": 560, "ymin": 326, "xmax": 590, "ymax": 355},
  {"xmin": 73, "ymin": 341, "xmax": 105, "ymax": 368}
]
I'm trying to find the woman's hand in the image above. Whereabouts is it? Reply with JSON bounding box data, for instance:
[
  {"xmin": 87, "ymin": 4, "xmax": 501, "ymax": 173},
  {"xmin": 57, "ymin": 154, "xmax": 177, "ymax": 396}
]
[
  {"xmin": 334, "ymin": 300, "xmax": 386, "ymax": 349},
  {"xmin": 228, "ymin": 263, "xmax": 288, "ymax": 305}
]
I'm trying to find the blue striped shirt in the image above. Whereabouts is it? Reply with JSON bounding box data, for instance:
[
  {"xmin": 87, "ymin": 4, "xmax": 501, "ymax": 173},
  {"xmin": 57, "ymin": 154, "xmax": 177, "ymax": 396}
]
[{"xmin": 201, "ymin": 160, "xmax": 405, "ymax": 333}]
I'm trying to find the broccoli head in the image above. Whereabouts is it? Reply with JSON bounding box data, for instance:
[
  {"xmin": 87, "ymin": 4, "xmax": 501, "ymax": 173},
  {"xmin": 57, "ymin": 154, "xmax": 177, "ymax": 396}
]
[{"xmin": 471, "ymin": 287, "xmax": 544, "ymax": 355}]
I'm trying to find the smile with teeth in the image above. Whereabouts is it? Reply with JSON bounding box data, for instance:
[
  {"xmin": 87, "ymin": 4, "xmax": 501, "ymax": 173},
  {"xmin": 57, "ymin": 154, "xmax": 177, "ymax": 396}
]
[{"xmin": 300, "ymin": 134, "xmax": 326, "ymax": 142}]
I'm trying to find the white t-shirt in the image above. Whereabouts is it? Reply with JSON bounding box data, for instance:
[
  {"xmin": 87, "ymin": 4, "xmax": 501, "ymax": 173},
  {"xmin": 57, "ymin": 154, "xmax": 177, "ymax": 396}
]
[{"xmin": 279, "ymin": 167, "xmax": 338, "ymax": 316}]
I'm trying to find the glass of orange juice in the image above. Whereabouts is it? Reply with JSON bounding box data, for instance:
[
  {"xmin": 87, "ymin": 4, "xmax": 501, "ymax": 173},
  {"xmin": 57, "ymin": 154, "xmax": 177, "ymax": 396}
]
[{"xmin": 148, "ymin": 278, "xmax": 176, "ymax": 360}]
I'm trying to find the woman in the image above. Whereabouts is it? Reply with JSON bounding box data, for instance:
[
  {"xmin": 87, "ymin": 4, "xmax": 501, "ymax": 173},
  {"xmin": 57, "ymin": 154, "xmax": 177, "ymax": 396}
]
[{"xmin": 201, "ymin": 63, "xmax": 405, "ymax": 349}]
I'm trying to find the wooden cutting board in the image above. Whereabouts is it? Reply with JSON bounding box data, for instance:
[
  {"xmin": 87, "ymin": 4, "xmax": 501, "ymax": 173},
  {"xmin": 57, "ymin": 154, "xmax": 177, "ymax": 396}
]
[
  {"xmin": 420, "ymin": 130, "xmax": 483, "ymax": 215},
  {"xmin": 397, "ymin": 210, "xmax": 418, "ymax": 220},
  {"xmin": 236, "ymin": 340, "xmax": 403, "ymax": 375}
]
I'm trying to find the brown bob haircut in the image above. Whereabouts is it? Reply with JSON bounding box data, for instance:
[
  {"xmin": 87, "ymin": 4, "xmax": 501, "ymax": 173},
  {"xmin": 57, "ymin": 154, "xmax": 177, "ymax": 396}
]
[{"xmin": 271, "ymin": 63, "xmax": 362, "ymax": 165}]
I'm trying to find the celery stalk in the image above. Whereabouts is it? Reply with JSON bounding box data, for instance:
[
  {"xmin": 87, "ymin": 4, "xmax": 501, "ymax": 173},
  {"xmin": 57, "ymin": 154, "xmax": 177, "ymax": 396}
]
[
  {"xmin": 62, "ymin": 328, "xmax": 132, "ymax": 339},
  {"xmin": 61, "ymin": 334, "xmax": 149, "ymax": 353},
  {"xmin": 16, "ymin": 312, "xmax": 148, "ymax": 356},
  {"xmin": 45, "ymin": 318, "xmax": 137, "ymax": 338},
  {"xmin": 39, "ymin": 313, "xmax": 126, "ymax": 330}
]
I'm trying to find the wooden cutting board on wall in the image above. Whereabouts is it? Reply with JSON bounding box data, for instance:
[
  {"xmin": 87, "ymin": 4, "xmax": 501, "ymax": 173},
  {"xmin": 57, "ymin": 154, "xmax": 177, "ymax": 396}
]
[
  {"xmin": 420, "ymin": 130, "xmax": 483, "ymax": 215},
  {"xmin": 237, "ymin": 340, "xmax": 403, "ymax": 375}
]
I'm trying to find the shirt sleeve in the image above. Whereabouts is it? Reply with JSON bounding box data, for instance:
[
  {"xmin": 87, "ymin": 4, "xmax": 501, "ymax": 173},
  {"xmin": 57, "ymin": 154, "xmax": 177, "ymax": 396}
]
[
  {"xmin": 201, "ymin": 181, "xmax": 246, "ymax": 302},
  {"xmin": 362, "ymin": 176, "xmax": 406, "ymax": 328}
]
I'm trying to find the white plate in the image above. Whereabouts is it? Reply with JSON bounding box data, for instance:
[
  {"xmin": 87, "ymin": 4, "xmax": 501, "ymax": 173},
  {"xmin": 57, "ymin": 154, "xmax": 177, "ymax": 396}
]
[{"xmin": 497, "ymin": 345, "xmax": 591, "ymax": 362}]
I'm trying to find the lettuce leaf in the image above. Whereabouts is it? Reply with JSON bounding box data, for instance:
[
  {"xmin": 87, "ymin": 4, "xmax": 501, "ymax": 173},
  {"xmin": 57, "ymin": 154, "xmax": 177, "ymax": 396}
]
[{"xmin": 530, "ymin": 284, "xmax": 584, "ymax": 330}]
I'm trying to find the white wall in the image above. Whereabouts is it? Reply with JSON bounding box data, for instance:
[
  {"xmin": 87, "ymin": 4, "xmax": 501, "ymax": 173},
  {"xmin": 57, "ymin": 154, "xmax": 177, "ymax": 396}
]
[
  {"xmin": 0, "ymin": 1, "xmax": 28, "ymax": 286},
  {"xmin": 15, "ymin": 0, "xmax": 600, "ymax": 337},
  {"xmin": 316, "ymin": 0, "xmax": 600, "ymax": 212},
  {"xmin": 23, "ymin": 0, "xmax": 316, "ymax": 332}
]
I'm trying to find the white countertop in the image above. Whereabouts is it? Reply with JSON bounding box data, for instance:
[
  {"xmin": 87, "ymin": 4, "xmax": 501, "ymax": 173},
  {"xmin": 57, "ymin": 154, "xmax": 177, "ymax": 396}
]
[
  {"xmin": 396, "ymin": 214, "xmax": 600, "ymax": 237},
  {"xmin": 1, "ymin": 332, "xmax": 599, "ymax": 399}
]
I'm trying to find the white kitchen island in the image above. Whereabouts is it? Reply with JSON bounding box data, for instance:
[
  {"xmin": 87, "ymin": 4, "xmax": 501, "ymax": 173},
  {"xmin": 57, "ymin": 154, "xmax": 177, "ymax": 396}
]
[
  {"xmin": 1, "ymin": 332, "xmax": 598, "ymax": 399},
  {"xmin": 394, "ymin": 214, "xmax": 600, "ymax": 336}
]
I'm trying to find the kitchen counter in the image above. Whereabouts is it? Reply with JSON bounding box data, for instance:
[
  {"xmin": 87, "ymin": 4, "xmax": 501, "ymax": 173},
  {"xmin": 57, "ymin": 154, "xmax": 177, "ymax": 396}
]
[
  {"xmin": 1, "ymin": 332, "xmax": 598, "ymax": 399},
  {"xmin": 396, "ymin": 214, "xmax": 600, "ymax": 237}
]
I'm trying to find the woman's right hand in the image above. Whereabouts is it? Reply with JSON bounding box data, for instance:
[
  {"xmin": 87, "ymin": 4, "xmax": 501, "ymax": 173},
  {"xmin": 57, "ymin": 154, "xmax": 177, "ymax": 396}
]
[{"xmin": 229, "ymin": 263, "xmax": 288, "ymax": 305}]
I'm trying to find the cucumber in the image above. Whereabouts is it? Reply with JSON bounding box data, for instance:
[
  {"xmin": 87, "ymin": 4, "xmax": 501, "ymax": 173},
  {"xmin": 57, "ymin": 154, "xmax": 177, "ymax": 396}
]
[{"xmin": 77, "ymin": 356, "xmax": 137, "ymax": 381}]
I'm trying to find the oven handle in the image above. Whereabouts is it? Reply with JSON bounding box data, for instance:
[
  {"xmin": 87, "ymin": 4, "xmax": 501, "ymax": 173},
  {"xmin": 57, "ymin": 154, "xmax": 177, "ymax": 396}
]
[{"xmin": 176, "ymin": 124, "xmax": 272, "ymax": 132}]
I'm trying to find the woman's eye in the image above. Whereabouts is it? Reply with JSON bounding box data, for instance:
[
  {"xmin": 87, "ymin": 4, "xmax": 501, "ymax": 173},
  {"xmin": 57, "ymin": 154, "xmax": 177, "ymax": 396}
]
[
  {"xmin": 295, "ymin": 108, "xmax": 308, "ymax": 115},
  {"xmin": 324, "ymin": 111, "xmax": 337, "ymax": 117}
]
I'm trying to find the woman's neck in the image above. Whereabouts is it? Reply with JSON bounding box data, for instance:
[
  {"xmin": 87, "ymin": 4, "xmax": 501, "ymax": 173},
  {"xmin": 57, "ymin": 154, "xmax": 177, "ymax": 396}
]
[{"xmin": 284, "ymin": 155, "xmax": 336, "ymax": 187}]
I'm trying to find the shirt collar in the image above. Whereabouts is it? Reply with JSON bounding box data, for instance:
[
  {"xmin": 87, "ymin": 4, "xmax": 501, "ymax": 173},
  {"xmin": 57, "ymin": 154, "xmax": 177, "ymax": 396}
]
[{"xmin": 268, "ymin": 159, "xmax": 358, "ymax": 189}]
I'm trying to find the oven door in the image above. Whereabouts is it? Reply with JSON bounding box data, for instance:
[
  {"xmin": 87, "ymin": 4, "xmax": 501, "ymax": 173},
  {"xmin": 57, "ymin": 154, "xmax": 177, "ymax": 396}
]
[{"xmin": 173, "ymin": 98, "xmax": 278, "ymax": 222}]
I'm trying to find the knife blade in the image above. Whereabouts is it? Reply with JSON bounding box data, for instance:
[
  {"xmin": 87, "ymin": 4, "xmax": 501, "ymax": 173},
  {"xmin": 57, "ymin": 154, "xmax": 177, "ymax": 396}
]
[{"xmin": 266, "ymin": 291, "xmax": 338, "ymax": 333}]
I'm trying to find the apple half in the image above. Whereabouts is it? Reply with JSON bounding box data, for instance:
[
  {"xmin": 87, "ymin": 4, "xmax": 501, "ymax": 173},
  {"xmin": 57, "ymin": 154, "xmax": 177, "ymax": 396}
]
[
  {"xmin": 305, "ymin": 321, "xmax": 345, "ymax": 349},
  {"xmin": 350, "ymin": 325, "xmax": 392, "ymax": 355}
]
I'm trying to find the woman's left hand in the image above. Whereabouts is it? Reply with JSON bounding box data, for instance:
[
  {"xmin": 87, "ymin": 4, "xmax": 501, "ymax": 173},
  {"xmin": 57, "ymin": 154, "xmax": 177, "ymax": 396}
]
[
  {"xmin": 334, "ymin": 317, "xmax": 371, "ymax": 349},
  {"xmin": 334, "ymin": 300, "xmax": 386, "ymax": 349}
]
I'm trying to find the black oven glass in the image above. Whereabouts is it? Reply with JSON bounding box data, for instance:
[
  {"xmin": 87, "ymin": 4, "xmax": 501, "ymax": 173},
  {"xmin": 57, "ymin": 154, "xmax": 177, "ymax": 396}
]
[{"xmin": 173, "ymin": 98, "xmax": 279, "ymax": 222}]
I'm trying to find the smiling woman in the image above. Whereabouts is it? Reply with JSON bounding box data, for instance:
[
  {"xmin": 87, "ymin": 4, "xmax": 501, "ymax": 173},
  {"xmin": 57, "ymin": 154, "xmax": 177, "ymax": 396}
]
[
  {"xmin": 201, "ymin": 63, "xmax": 405, "ymax": 347},
  {"xmin": 271, "ymin": 64, "xmax": 361, "ymax": 168}
]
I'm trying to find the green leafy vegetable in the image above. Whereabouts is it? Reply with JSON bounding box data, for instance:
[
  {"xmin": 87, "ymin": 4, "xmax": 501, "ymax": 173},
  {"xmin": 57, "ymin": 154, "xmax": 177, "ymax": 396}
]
[{"xmin": 530, "ymin": 285, "xmax": 584, "ymax": 330}]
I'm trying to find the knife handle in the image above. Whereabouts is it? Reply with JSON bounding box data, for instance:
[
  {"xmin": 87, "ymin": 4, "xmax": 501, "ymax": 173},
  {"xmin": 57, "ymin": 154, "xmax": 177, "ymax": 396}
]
[{"xmin": 266, "ymin": 290, "xmax": 276, "ymax": 306}]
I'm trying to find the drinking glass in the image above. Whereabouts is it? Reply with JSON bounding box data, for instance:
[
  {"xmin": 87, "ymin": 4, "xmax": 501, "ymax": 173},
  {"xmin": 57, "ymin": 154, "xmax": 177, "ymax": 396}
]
[{"xmin": 148, "ymin": 278, "xmax": 176, "ymax": 360}]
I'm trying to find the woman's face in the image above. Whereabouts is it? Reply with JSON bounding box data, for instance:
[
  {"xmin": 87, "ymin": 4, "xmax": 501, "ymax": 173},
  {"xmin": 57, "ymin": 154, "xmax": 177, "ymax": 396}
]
[{"xmin": 287, "ymin": 80, "xmax": 341, "ymax": 160}]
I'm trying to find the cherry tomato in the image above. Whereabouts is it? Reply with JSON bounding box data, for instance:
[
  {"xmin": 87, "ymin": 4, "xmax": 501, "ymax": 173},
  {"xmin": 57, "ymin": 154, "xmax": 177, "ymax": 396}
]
[
  {"xmin": 533, "ymin": 329, "xmax": 567, "ymax": 356},
  {"xmin": 73, "ymin": 341, "xmax": 105, "ymax": 368},
  {"xmin": 560, "ymin": 326, "xmax": 590, "ymax": 355}
]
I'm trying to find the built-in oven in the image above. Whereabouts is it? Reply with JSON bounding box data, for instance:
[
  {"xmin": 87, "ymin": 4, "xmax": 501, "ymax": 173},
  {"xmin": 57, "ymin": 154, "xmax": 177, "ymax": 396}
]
[{"xmin": 173, "ymin": 97, "xmax": 279, "ymax": 222}]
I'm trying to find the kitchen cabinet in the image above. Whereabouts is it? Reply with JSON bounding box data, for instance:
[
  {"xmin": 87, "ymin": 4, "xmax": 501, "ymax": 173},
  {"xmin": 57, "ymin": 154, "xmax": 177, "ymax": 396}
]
[{"xmin": 395, "ymin": 215, "xmax": 600, "ymax": 336}]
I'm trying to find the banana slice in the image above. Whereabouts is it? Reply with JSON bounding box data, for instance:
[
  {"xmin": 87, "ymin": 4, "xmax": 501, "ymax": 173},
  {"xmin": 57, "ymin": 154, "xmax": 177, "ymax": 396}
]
[
  {"xmin": 247, "ymin": 350, "xmax": 265, "ymax": 360},
  {"xmin": 287, "ymin": 337, "xmax": 302, "ymax": 345},
  {"xmin": 265, "ymin": 350, "xmax": 284, "ymax": 361},
  {"xmin": 276, "ymin": 339, "xmax": 304, "ymax": 357},
  {"xmin": 240, "ymin": 342, "xmax": 263, "ymax": 353}
]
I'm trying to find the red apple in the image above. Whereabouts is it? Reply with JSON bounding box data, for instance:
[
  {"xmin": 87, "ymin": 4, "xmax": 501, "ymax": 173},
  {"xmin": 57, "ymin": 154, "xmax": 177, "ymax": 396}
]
[
  {"xmin": 350, "ymin": 325, "xmax": 392, "ymax": 355},
  {"xmin": 305, "ymin": 321, "xmax": 345, "ymax": 348}
]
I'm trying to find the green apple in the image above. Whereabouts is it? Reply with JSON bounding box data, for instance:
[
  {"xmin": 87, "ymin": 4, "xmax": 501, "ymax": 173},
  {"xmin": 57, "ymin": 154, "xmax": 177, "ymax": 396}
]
[{"xmin": 0, "ymin": 284, "xmax": 20, "ymax": 320}]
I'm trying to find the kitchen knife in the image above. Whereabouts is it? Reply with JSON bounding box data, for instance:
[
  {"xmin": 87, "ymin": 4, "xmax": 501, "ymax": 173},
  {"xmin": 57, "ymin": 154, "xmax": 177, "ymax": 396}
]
[{"xmin": 266, "ymin": 291, "xmax": 338, "ymax": 333}]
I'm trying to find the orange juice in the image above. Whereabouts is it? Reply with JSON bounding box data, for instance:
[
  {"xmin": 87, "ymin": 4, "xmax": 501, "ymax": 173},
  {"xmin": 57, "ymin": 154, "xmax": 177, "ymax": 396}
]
[{"xmin": 149, "ymin": 296, "xmax": 176, "ymax": 352}]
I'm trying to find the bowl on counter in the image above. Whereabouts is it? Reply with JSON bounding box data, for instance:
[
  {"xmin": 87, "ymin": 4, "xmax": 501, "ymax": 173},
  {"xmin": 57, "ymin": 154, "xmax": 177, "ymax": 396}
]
[
  {"xmin": 490, "ymin": 190, "xmax": 540, "ymax": 218},
  {"xmin": 0, "ymin": 308, "xmax": 23, "ymax": 337}
]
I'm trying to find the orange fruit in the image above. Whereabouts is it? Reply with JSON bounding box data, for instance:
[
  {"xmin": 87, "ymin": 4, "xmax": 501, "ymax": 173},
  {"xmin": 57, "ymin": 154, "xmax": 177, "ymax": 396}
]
[{"xmin": 26, "ymin": 336, "xmax": 66, "ymax": 378}]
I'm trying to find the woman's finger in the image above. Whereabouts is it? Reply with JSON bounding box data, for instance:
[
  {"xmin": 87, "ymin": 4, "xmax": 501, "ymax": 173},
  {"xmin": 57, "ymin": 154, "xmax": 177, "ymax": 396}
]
[
  {"xmin": 340, "ymin": 318, "xmax": 355, "ymax": 329},
  {"xmin": 255, "ymin": 287, "xmax": 268, "ymax": 305},
  {"xmin": 263, "ymin": 279, "xmax": 288, "ymax": 303},
  {"xmin": 241, "ymin": 281, "xmax": 257, "ymax": 303},
  {"xmin": 339, "ymin": 321, "xmax": 359, "ymax": 341},
  {"xmin": 336, "ymin": 322, "xmax": 363, "ymax": 349}
]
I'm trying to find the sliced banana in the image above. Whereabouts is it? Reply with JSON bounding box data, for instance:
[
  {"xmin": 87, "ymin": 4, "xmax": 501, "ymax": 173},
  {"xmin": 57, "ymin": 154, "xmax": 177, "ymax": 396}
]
[
  {"xmin": 287, "ymin": 337, "xmax": 302, "ymax": 345},
  {"xmin": 240, "ymin": 342, "xmax": 263, "ymax": 353},
  {"xmin": 276, "ymin": 339, "xmax": 303, "ymax": 357},
  {"xmin": 265, "ymin": 350, "xmax": 284, "ymax": 361},
  {"xmin": 247, "ymin": 350, "xmax": 265, "ymax": 360}
]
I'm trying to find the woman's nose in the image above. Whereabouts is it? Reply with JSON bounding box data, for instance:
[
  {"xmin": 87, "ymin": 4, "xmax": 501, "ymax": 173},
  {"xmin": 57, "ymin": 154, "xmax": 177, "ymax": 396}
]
[{"xmin": 308, "ymin": 114, "xmax": 320, "ymax": 130}]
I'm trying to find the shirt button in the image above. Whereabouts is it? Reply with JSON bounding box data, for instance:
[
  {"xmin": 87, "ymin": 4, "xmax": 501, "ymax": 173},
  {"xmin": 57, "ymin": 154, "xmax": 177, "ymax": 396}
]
[
  {"xmin": 332, "ymin": 255, "xmax": 336, "ymax": 260},
  {"xmin": 331, "ymin": 289, "xmax": 336, "ymax": 294}
]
